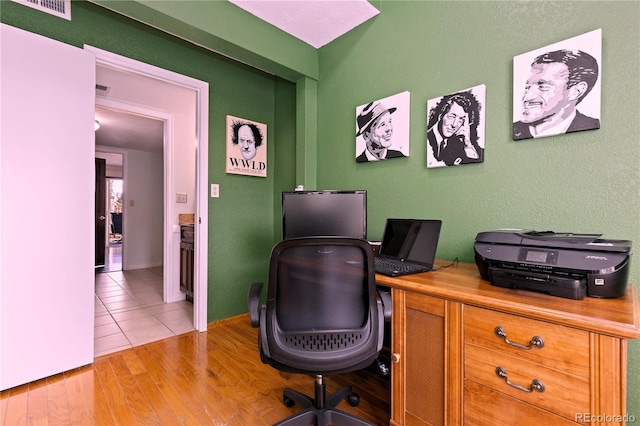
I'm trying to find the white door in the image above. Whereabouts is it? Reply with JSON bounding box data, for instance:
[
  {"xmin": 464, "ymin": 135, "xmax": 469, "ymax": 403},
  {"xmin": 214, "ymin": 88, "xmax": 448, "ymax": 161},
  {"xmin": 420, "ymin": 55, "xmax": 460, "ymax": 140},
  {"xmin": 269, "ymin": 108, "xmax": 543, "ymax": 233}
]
[{"xmin": 0, "ymin": 24, "xmax": 95, "ymax": 390}]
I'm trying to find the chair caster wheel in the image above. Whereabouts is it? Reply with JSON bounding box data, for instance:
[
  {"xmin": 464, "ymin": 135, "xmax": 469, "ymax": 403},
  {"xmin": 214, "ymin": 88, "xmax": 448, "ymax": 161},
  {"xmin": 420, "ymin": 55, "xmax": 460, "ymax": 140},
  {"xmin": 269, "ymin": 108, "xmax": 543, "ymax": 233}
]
[
  {"xmin": 283, "ymin": 395, "xmax": 295, "ymax": 407},
  {"xmin": 347, "ymin": 392, "xmax": 360, "ymax": 407}
]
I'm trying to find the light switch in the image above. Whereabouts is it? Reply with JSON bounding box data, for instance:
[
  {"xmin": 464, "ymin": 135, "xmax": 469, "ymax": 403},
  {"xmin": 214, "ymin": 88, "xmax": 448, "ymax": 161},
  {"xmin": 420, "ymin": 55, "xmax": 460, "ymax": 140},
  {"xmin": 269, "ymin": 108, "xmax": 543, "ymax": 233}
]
[
  {"xmin": 211, "ymin": 184, "xmax": 219, "ymax": 198},
  {"xmin": 176, "ymin": 192, "xmax": 187, "ymax": 203}
]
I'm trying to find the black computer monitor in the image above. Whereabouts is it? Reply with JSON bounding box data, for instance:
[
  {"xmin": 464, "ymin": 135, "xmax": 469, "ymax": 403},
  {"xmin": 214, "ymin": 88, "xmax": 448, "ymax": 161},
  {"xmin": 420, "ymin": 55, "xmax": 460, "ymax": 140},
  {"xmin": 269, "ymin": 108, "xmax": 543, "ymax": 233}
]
[{"xmin": 282, "ymin": 190, "xmax": 367, "ymax": 240}]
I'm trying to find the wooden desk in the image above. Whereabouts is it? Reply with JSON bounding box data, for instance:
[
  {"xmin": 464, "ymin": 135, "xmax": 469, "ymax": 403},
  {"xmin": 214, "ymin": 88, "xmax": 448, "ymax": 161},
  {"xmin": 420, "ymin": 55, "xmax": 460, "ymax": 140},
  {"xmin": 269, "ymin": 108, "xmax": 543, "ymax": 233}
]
[{"xmin": 376, "ymin": 261, "xmax": 640, "ymax": 426}]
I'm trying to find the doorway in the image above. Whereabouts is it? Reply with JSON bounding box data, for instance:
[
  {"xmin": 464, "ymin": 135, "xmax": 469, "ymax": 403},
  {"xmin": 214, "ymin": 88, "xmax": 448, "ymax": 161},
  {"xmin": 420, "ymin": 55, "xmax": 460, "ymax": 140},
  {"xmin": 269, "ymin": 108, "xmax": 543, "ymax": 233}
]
[
  {"xmin": 106, "ymin": 177, "xmax": 123, "ymax": 269},
  {"xmin": 95, "ymin": 151, "xmax": 124, "ymax": 273},
  {"xmin": 93, "ymin": 108, "xmax": 195, "ymax": 357},
  {"xmin": 87, "ymin": 44, "xmax": 209, "ymax": 336},
  {"xmin": 108, "ymin": 178, "xmax": 123, "ymax": 245}
]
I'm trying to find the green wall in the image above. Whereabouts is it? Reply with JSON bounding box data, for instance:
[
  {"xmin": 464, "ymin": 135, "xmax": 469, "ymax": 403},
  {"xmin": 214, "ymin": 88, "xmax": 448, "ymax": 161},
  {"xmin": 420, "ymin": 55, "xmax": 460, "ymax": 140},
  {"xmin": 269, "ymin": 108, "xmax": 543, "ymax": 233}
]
[
  {"xmin": 316, "ymin": 1, "xmax": 640, "ymax": 419},
  {"xmin": 3, "ymin": 0, "xmax": 639, "ymax": 419},
  {"xmin": 0, "ymin": 0, "xmax": 297, "ymax": 321}
]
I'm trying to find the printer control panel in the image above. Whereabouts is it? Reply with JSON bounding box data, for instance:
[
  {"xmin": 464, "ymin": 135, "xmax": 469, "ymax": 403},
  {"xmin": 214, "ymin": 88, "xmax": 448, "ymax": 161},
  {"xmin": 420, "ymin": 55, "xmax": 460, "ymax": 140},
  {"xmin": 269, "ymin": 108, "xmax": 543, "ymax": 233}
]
[{"xmin": 517, "ymin": 248, "xmax": 558, "ymax": 265}]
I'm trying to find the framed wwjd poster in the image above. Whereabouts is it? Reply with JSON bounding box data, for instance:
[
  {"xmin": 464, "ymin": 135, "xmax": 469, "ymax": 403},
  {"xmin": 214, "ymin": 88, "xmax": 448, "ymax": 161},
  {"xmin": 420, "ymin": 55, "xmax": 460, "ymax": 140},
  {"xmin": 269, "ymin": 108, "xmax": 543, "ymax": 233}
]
[{"xmin": 226, "ymin": 115, "xmax": 267, "ymax": 177}]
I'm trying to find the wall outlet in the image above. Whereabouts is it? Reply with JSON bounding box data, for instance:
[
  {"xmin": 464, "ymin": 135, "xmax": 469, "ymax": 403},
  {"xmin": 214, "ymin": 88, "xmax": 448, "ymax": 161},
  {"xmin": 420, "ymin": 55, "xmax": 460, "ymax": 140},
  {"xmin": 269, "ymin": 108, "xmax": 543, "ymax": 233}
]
[
  {"xmin": 176, "ymin": 192, "xmax": 187, "ymax": 203},
  {"xmin": 211, "ymin": 184, "xmax": 219, "ymax": 198}
]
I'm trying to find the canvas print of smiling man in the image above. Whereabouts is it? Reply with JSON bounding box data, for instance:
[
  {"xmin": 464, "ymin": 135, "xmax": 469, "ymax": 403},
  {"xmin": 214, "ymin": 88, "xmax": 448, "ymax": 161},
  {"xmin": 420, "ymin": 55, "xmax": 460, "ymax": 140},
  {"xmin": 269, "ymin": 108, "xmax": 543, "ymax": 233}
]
[{"xmin": 513, "ymin": 29, "xmax": 601, "ymax": 141}]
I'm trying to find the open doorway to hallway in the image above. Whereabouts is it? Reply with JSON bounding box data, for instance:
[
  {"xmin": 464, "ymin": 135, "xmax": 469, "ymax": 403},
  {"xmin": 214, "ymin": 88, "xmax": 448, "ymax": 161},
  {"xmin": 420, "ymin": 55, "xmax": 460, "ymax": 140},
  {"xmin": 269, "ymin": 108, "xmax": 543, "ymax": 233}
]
[
  {"xmin": 88, "ymin": 44, "xmax": 209, "ymax": 337},
  {"xmin": 94, "ymin": 138, "xmax": 194, "ymax": 357},
  {"xmin": 94, "ymin": 110, "xmax": 195, "ymax": 356}
]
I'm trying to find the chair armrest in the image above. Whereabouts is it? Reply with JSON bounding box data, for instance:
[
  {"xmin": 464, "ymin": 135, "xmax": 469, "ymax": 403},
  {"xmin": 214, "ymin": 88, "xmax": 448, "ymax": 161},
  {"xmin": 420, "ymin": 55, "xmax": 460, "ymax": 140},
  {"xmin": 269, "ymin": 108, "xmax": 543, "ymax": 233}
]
[
  {"xmin": 247, "ymin": 282, "xmax": 264, "ymax": 327},
  {"xmin": 376, "ymin": 286, "xmax": 392, "ymax": 321}
]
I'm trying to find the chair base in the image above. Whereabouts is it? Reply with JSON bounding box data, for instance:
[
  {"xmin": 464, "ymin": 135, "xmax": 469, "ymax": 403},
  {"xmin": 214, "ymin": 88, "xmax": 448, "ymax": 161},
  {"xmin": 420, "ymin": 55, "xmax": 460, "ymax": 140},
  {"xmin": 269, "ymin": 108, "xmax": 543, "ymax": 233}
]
[{"xmin": 274, "ymin": 376, "xmax": 374, "ymax": 426}]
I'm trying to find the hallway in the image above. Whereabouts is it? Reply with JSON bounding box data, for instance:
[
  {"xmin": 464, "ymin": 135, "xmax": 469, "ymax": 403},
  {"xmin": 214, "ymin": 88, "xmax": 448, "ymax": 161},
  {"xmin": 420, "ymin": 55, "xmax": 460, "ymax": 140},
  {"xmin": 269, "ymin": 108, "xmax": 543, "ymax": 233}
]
[{"xmin": 94, "ymin": 251, "xmax": 194, "ymax": 357}]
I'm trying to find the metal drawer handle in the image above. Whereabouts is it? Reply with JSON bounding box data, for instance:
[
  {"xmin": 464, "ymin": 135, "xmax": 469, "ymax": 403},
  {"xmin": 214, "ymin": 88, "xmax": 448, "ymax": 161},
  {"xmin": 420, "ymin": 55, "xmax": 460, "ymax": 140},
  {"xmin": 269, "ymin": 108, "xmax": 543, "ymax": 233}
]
[
  {"xmin": 495, "ymin": 366, "xmax": 545, "ymax": 393},
  {"xmin": 494, "ymin": 326, "xmax": 544, "ymax": 350}
]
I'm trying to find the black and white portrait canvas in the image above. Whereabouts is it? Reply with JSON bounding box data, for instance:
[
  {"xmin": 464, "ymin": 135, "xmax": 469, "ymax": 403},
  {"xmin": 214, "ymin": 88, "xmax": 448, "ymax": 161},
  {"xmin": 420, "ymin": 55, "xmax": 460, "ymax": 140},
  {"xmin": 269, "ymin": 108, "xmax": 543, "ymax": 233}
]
[
  {"xmin": 355, "ymin": 91, "xmax": 410, "ymax": 163},
  {"xmin": 427, "ymin": 84, "xmax": 486, "ymax": 168},
  {"xmin": 513, "ymin": 29, "xmax": 601, "ymax": 141},
  {"xmin": 226, "ymin": 115, "xmax": 267, "ymax": 177}
]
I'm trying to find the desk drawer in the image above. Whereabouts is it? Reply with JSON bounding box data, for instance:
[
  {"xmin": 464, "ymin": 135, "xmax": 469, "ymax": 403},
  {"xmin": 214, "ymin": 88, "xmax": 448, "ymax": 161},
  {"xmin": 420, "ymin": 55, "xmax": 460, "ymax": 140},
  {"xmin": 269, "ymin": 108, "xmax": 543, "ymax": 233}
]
[
  {"xmin": 464, "ymin": 305, "xmax": 589, "ymax": 378},
  {"xmin": 464, "ymin": 379, "xmax": 578, "ymax": 425},
  {"xmin": 465, "ymin": 343, "xmax": 589, "ymax": 419}
]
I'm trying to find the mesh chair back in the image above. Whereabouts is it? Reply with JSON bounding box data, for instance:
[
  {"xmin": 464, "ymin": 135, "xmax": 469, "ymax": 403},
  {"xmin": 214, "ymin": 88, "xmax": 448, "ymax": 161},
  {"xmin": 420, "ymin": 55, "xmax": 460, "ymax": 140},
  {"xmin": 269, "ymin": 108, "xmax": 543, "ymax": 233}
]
[{"xmin": 261, "ymin": 237, "xmax": 382, "ymax": 374}]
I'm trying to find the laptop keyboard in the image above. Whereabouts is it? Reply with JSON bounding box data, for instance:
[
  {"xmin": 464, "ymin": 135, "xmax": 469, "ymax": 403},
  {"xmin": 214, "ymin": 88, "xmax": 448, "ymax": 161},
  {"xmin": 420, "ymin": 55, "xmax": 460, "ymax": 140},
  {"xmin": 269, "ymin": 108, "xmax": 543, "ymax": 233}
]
[{"xmin": 374, "ymin": 258, "xmax": 427, "ymax": 275}]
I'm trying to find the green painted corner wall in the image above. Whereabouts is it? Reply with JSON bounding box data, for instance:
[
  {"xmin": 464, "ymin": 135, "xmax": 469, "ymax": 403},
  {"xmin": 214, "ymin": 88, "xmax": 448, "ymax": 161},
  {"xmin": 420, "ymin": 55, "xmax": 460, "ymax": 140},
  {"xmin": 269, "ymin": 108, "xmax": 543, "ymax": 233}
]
[
  {"xmin": 0, "ymin": 1, "xmax": 297, "ymax": 322},
  {"xmin": 315, "ymin": 1, "xmax": 639, "ymax": 418}
]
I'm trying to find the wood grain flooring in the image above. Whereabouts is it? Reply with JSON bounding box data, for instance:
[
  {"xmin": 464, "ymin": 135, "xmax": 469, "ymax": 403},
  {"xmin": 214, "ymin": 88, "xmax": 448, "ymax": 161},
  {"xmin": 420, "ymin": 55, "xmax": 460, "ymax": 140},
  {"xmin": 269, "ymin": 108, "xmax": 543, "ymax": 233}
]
[{"xmin": 1, "ymin": 314, "xmax": 391, "ymax": 425}]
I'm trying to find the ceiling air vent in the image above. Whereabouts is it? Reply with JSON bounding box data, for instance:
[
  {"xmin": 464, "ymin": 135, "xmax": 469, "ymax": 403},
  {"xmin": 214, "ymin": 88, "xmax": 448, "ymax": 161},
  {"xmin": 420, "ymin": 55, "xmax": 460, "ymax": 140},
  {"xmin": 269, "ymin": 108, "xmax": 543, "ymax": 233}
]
[
  {"xmin": 95, "ymin": 84, "xmax": 112, "ymax": 97},
  {"xmin": 10, "ymin": 0, "xmax": 71, "ymax": 20}
]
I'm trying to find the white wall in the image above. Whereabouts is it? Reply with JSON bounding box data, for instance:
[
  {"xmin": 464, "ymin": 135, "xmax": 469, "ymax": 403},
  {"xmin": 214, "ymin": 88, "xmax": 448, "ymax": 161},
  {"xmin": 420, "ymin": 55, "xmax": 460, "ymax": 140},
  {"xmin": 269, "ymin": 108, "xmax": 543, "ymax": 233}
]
[
  {"xmin": 124, "ymin": 149, "xmax": 164, "ymax": 269},
  {"xmin": 105, "ymin": 165, "xmax": 123, "ymax": 178}
]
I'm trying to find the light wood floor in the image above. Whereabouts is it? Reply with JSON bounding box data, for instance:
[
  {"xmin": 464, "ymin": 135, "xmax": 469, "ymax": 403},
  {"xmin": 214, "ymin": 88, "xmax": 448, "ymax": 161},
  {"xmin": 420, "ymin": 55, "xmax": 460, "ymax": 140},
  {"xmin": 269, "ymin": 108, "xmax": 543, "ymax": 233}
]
[{"xmin": 1, "ymin": 315, "xmax": 391, "ymax": 425}]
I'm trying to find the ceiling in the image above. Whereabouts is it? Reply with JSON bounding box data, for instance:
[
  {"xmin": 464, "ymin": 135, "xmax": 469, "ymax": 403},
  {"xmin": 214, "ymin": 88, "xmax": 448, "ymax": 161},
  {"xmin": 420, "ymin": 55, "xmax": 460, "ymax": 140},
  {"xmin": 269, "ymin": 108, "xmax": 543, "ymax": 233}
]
[
  {"xmin": 94, "ymin": 105, "xmax": 164, "ymax": 154},
  {"xmin": 94, "ymin": 1, "xmax": 379, "ymax": 166},
  {"xmin": 229, "ymin": 0, "xmax": 380, "ymax": 48}
]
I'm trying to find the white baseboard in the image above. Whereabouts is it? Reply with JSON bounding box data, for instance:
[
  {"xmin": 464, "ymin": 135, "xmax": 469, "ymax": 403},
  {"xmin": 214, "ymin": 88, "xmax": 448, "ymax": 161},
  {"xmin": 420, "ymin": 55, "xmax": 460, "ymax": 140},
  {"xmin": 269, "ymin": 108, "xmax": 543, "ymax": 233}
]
[{"xmin": 124, "ymin": 262, "xmax": 163, "ymax": 271}]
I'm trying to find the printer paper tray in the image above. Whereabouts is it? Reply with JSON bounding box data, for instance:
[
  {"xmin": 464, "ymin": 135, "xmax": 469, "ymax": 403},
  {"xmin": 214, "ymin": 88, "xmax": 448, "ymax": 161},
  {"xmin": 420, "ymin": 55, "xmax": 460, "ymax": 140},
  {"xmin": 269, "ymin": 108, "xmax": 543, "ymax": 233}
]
[{"xmin": 488, "ymin": 267, "xmax": 587, "ymax": 300}]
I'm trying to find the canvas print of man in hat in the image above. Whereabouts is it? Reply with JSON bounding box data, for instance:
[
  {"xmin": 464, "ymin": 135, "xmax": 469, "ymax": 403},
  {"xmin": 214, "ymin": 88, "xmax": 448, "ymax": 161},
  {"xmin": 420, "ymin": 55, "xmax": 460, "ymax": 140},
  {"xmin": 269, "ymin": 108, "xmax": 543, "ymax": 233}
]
[{"xmin": 355, "ymin": 91, "xmax": 410, "ymax": 162}]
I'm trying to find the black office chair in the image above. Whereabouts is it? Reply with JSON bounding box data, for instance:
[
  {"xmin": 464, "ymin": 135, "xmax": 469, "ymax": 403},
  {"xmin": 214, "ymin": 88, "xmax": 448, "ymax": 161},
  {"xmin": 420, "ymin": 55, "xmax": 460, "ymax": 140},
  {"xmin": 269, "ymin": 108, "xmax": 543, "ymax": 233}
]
[{"xmin": 248, "ymin": 237, "xmax": 385, "ymax": 426}]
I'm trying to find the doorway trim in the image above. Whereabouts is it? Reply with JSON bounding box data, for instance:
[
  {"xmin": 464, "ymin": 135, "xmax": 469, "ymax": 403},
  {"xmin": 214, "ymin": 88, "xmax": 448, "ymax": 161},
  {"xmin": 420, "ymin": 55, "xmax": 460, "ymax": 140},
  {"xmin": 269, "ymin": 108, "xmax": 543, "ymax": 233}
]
[{"xmin": 86, "ymin": 45, "xmax": 209, "ymax": 332}]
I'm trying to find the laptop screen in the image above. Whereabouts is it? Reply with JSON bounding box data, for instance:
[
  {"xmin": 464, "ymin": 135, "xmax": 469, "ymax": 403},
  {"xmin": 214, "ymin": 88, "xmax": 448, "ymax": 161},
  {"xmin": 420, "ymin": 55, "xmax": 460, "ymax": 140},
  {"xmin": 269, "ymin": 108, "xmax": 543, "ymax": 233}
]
[{"xmin": 379, "ymin": 219, "xmax": 442, "ymax": 265}]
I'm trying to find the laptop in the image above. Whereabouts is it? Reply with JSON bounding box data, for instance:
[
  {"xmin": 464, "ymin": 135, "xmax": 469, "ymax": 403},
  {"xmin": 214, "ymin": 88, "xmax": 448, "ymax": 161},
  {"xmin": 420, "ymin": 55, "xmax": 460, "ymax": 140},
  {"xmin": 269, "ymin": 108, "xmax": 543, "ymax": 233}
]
[{"xmin": 374, "ymin": 219, "xmax": 442, "ymax": 277}]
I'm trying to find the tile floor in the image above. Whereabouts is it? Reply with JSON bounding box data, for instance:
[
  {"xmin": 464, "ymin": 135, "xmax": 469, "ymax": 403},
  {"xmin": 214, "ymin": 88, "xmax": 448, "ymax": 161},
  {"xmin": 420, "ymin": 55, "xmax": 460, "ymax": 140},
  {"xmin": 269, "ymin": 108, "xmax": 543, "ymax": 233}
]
[{"xmin": 94, "ymin": 266, "xmax": 194, "ymax": 357}]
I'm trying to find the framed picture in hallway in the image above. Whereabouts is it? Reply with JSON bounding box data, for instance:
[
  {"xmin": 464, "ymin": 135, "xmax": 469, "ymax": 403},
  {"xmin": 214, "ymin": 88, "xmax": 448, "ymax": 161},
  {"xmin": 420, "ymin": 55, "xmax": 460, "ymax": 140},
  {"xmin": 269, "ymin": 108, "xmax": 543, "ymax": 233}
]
[{"xmin": 226, "ymin": 115, "xmax": 267, "ymax": 177}]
